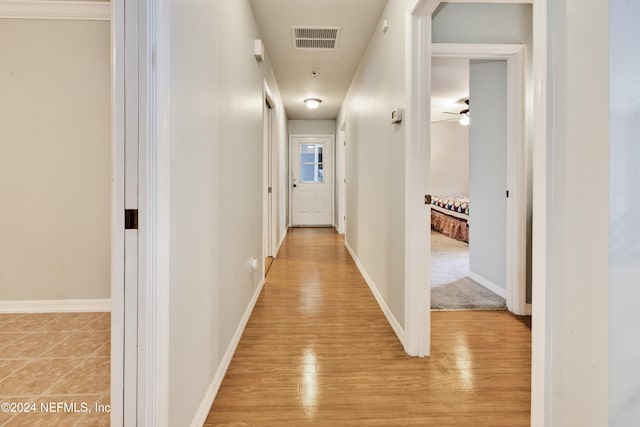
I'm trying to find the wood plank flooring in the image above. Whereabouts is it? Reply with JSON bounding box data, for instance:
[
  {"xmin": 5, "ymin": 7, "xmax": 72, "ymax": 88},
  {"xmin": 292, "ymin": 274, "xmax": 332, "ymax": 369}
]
[{"xmin": 205, "ymin": 228, "xmax": 531, "ymax": 426}]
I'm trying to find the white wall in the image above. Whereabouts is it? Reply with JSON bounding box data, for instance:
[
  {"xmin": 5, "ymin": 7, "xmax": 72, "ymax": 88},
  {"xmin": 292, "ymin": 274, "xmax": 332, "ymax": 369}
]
[
  {"xmin": 547, "ymin": 0, "xmax": 609, "ymax": 424},
  {"xmin": 167, "ymin": 1, "xmax": 287, "ymax": 425},
  {"xmin": 288, "ymin": 119, "xmax": 336, "ymax": 135},
  {"xmin": 468, "ymin": 60, "xmax": 507, "ymax": 293},
  {"xmin": 0, "ymin": 19, "xmax": 111, "ymax": 301},
  {"xmin": 609, "ymin": 1, "xmax": 640, "ymax": 424},
  {"xmin": 432, "ymin": 2, "xmax": 533, "ymax": 303},
  {"xmin": 337, "ymin": 0, "xmax": 410, "ymax": 328},
  {"xmin": 430, "ymin": 121, "xmax": 469, "ymax": 196}
]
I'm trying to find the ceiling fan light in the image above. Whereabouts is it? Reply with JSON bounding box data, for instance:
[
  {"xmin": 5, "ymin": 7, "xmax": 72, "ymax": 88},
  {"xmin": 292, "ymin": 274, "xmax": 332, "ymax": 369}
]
[
  {"xmin": 304, "ymin": 98, "xmax": 322, "ymax": 109},
  {"xmin": 459, "ymin": 112, "xmax": 470, "ymax": 126}
]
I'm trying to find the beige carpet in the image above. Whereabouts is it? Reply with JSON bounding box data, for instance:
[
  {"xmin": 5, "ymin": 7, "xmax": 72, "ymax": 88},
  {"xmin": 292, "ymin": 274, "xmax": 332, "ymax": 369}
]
[{"xmin": 431, "ymin": 230, "xmax": 506, "ymax": 310}]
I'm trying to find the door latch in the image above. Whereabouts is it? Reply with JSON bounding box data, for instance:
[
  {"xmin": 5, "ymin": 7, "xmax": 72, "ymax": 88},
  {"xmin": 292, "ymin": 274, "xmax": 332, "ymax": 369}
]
[{"xmin": 125, "ymin": 209, "xmax": 138, "ymax": 230}]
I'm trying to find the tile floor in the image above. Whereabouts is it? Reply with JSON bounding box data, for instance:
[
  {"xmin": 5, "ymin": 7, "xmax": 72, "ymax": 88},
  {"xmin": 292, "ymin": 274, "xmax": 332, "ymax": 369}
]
[{"xmin": 0, "ymin": 312, "xmax": 110, "ymax": 426}]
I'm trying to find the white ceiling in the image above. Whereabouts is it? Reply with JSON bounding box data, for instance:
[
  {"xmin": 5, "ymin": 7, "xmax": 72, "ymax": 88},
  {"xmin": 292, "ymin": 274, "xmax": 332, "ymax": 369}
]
[
  {"xmin": 249, "ymin": 0, "xmax": 388, "ymax": 120},
  {"xmin": 431, "ymin": 57, "xmax": 470, "ymax": 124}
]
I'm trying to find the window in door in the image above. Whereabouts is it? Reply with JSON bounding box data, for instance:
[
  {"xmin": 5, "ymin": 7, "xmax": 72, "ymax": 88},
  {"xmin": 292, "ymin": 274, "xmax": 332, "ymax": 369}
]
[{"xmin": 300, "ymin": 144, "xmax": 324, "ymax": 183}]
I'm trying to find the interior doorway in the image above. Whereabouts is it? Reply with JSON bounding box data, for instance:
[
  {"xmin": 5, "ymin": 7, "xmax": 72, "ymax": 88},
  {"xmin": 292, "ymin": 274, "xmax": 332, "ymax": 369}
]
[
  {"xmin": 429, "ymin": 57, "xmax": 512, "ymax": 311},
  {"xmin": 289, "ymin": 135, "xmax": 335, "ymax": 227},
  {"xmin": 0, "ymin": 6, "xmax": 113, "ymax": 426},
  {"xmin": 428, "ymin": 44, "xmax": 527, "ymax": 315},
  {"xmin": 264, "ymin": 95, "xmax": 275, "ymax": 274}
]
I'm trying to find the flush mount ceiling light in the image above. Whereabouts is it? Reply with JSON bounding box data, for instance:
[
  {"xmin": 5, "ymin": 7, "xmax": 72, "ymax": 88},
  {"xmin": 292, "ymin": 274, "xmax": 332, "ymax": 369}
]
[{"xmin": 304, "ymin": 98, "xmax": 322, "ymax": 109}]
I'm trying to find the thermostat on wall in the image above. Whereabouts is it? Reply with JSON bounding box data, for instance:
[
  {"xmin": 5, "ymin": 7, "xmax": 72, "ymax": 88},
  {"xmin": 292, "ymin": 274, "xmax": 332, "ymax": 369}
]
[{"xmin": 391, "ymin": 108, "xmax": 403, "ymax": 124}]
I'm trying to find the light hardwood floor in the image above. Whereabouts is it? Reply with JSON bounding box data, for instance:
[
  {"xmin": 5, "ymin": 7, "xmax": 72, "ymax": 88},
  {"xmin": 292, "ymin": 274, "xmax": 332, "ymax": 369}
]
[{"xmin": 206, "ymin": 228, "xmax": 531, "ymax": 426}]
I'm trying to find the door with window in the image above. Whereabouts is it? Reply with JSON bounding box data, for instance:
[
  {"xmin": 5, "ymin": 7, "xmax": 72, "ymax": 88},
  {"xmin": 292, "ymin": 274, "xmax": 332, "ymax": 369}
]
[{"xmin": 290, "ymin": 135, "xmax": 334, "ymax": 226}]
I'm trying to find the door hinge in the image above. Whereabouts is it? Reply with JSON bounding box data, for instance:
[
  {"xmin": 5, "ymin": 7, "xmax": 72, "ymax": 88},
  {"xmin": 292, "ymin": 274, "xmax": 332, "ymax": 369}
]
[
  {"xmin": 125, "ymin": 209, "xmax": 138, "ymax": 230},
  {"xmin": 425, "ymin": 194, "xmax": 432, "ymax": 205},
  {"xmin": 268, "ymin": 187, "xmax": 272, "ymax": 193}
]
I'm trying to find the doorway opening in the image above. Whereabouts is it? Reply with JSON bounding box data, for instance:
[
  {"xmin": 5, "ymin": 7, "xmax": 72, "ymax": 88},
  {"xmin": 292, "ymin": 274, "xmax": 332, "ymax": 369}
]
[
  {"xmin": 0, "ymin": 8, "xmax": 112, "ymax": 426},
  {"xmin": 429, "ymin": 56, "xmax": 516, "ymax": 311},
  {"xmin": 264, "ymin": 95, "xmax": 275, "ymax": 275}
]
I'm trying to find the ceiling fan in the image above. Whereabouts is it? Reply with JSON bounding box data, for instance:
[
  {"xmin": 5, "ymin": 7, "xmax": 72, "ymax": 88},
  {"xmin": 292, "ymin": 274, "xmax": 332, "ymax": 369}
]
[{"xmin": 433, "ymin": 99, "xmax": 470, "ymax": 126}]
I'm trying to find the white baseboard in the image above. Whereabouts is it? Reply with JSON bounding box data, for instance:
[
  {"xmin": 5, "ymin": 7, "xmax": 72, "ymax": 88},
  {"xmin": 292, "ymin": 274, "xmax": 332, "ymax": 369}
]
[
  {"xmin": 468, "ymin": 272, "xmax": 507, "ymax": 299},
  {"xmin": 189, "ymin": 277, "xmax": 266, "ymax": 427},
  {"xmin": 274, "ymin": 228, "xmax": 288, "ymax": 258},
  {"xmin": 525, "ymin": 303, "xmax": 532, "ymax": 315},
  {"xmin": 344, "ymin": 241, "xmax": 405, "ymax": 346},
  {"xmin": 0, "ymin": 298, "xmax": 111, "ymax": 313}
]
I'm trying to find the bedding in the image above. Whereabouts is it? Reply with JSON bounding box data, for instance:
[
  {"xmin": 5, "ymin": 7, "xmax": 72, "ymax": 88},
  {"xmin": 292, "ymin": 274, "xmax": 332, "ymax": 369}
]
[
  {"xmin": 430, "ymin": 195, "xmax": 469, "ymax": 242},
  {"xmin": 431, "ymin": 195, "xmax": 469, "ymax": 217}
]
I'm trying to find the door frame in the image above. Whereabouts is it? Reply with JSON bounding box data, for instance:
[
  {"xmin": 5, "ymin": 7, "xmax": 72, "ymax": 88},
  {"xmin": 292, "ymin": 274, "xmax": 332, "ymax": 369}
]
[
  {"xmin": 288, "ymin": 134, "xmax": 335, "ymax": 227},
  {"xmin": 112, "ymin": 0, "xmax": 171, "ymax": 424},
  {"xmin": 263, "ymin": 80, "xmax": 277, "ymax": 262},
  {"xmin": 406, "ymin": 0, "xmax": 547, "ymax": 425},
  {"xmin": 337, "ymin": 120, "xmax": 347, "ymax": 234},
  {"xmin": 432, "ymin": 43, "xmax": 527, "ymax": 315}
]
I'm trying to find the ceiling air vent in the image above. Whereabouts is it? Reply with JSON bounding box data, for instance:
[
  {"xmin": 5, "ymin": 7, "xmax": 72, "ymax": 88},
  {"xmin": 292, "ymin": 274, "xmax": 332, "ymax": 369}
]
[{"xmin": 292, "ymin": 26, "xmax": 341, "ymax": 50}]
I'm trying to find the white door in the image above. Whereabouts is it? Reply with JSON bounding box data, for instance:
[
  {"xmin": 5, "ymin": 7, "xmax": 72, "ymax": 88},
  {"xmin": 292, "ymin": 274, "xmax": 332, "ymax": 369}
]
[{"xmin": 290, "ymin": 135, "xmax": 334, "ymax": 226}]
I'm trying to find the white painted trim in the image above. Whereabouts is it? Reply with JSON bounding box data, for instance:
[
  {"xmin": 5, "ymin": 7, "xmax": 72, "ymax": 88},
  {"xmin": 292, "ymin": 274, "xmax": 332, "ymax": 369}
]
[
  {"xmin": 345, "ymin": 242, "xmax": 405, "ymax": 347},
  {"xmin": 0, "ymin": 299, "xmax": 111, "ymax": 313},
  {"xmin": 189, "ymin": 278, "xmax": 266, "ymax": 427},
  {"xmin": 420, "ymin": 0, "xmax": 532, "ymax": 12},
  {"xmin": 403, "ymin": 4, "xmax": 431, "ymax": 358},
  {"xmin": 263, "ymin": 80, "xmax": 278, "ymax": 261},
  {"xmin": 110, "ymin": 0, "xmax": 125, "ymax": 422},
  {"xmin": 468, "ymin": 272, "xmax": 507, "ymax": 299},
  {"xmin": 137, "ymin": 0, "xmax": 171, "ymax": 423},
  {"xmin": 525, "ymin": 303, "xmax": 532, "ymax": 316},
  {"xmin": 432, "ymin": 42, "xmax": 527, "ymax": 57},
  {"xmin": 274, "ymin": 228, "xmax": 288, "ymax": 258},
  {"xmin": 0, "ymin": 0, "xmax": 110, "ymax": 20},
  {"xmin": 336, "ymin": 119, "xmax": 347, "ymax": 235},
  {"xmin": 530, "ymin": 0, "xmax": 549, "ymax": 425}
]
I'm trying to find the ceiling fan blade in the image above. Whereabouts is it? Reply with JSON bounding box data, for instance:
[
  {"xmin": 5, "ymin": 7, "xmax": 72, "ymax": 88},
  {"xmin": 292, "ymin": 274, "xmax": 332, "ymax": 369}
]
[
  {"xmin": 442, "ymin": 112, "xmax": 458, "ymax": 115},
  {"xmin": 431, "ymin": 117, "xmax": 459, "ymax": 123}
]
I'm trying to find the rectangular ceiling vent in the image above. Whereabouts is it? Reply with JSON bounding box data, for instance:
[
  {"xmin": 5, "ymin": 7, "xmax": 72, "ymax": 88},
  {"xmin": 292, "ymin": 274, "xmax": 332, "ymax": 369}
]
[{"xmin": 292, "ymin": 26, "xmax": 341, "ymax": 50}]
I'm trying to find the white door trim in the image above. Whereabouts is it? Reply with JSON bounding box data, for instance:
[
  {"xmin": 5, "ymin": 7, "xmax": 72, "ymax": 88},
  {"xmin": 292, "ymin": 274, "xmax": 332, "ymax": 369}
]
[
  {"xmin": 431, "ymin": 42, "xmax": 528, "ymax": 315},
  {"xmin": 112, "ymin": 0, "xmax": 171, "ymax": 424},
  {"xmin": 263, "ymin": 80, "xmax": 277, "ymax": 261},
  {"xmin": 407, "ymin": 1, "xmax": 547, "ymax": 427},
  {"xmin": 337, "ymin": 120, "xmax": 347, "ymax": 235},
  {"xmin": 110, "ymin": 0, "xmax": 125, "ymax": 422},
  {"xmin": 288, "ymin": 134, "xmax": 335, "ymax": 227},
  {"xmin": 0, "ymin": 0, "xmax": 110, "ymax": 20}
]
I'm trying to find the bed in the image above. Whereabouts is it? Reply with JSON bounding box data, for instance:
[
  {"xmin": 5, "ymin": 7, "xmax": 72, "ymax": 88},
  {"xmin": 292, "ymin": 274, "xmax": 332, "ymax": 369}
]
[{"xmin": 430, "ymin": 195, "xmax": 469, "ymax": 242}]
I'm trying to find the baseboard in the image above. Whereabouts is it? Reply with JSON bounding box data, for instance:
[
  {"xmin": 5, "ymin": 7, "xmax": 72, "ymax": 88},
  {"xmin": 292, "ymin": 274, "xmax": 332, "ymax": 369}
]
[
  {"xmin": 344, "ymin": 241, "xmax": 405, "ymax": 346},
  {"xmin": 468, "ymin": 272, "xmax": 507, "ymax": 299},
  {"xmin": 0, "ymin": 298, "xmax": 111, "ymax": 313},
  {"xmin": 189, "ymin": 277, "xmax": 266, "ymax": 427},
  {"xmin": 0, "ymin": 0, "xmax": 111, "ymax": 21},
  {"xmin": 274, "ymin": 228, "xmax": 288, "ymax": 258},
  {"xmin": 525, "ymin": 303, "xmax": 532, "ymax": 315}
]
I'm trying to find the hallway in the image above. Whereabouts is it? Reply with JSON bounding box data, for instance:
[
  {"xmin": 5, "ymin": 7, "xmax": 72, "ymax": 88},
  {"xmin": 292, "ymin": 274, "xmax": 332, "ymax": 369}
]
[{"xmin": 205, "ymin": 228, "xmax": 531, "ymax": 426}]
